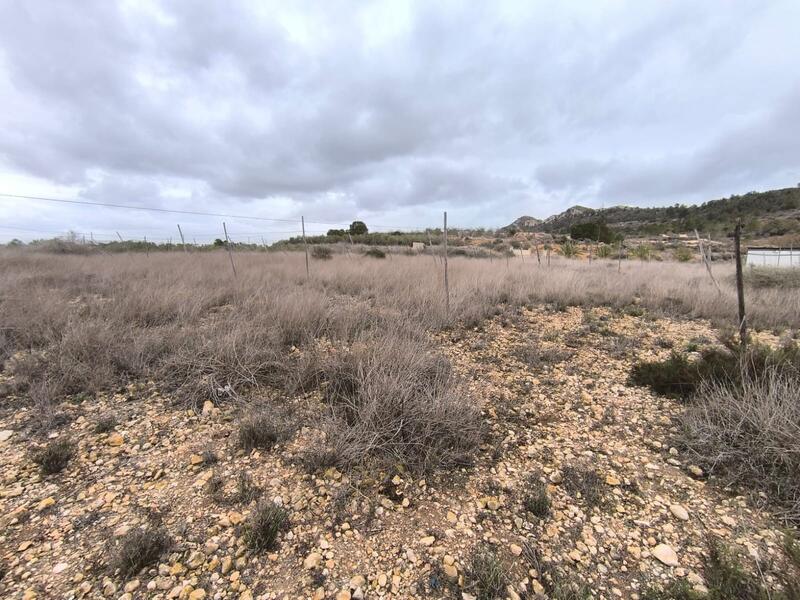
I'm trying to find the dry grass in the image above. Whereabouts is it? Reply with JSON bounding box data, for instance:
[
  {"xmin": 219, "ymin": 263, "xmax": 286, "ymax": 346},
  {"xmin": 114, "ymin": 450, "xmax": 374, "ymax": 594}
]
[
  {"xmin": 681, "ymin": 368, "xmax": 800, "ymax": 524},
  {"xmin": 299, "ymin": 329, "xmax": 482, "ymax": 474},
  {"xmin": 1, "ymin": 250, "xmax": 798, "ymax": 479}
]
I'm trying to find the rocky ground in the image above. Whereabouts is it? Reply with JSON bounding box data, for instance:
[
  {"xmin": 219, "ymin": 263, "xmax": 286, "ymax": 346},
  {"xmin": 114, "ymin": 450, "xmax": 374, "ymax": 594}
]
[{"xmin": 0, "ymin": 305, "xmax": 795, "ymax": 599}]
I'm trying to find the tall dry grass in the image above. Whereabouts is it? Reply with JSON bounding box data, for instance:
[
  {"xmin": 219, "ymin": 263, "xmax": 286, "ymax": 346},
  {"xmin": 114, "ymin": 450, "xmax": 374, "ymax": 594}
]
[{"xmin": 1, "ymin": 249, "xmax": 798, "ymax": 474}]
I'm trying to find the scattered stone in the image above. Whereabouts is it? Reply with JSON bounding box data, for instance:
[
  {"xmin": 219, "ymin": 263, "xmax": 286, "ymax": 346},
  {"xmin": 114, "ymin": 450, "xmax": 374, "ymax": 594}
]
[
  {"xmin": 688, "ymin": 465, "xmax": 704, "ymax": 477},
  {"xmin": 670, "ymin": 504, "xmax": 689, "ymax": 521},
  {"xmin": 304, "ymin": 552, "xmax": 322, "ymax": 569},
  {"xmin": 652, "ymin": 544, "xmax": 679, "ymax": 567}
]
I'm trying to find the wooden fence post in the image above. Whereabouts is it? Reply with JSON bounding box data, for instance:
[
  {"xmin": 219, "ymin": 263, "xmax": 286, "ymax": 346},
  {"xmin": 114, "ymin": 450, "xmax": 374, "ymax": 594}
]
[
  {"xmin": 302, "ymin": 216, "xmax": 310, "ymax": 279},
  {"xmin": 177, "ymin": 224, "xmax": 188, "ymax": 253},
  {"xmin": 144, "ymin": 235, "xmax": 149, "ymax": 257},
  {"xmin": 222, "ymin": 222, "xmax": 237, "ymax": 277},
  {"xmin": 617, "ymin": 241, "xmax": 622, "ymax": 272},
  {"xmin": 535, "ymin": 240, "xmax": 541, "ymax": 266},
  {"xmin": 695, "ymin": 230, "xmax": 721, "ymax": 294},
  {"xmin": 734, "ymin": 220, "xmax": 747, "ymax": 347},
  {"xmin": 443, "ymin": 211, "xmax": 449, "ymax": 317}
]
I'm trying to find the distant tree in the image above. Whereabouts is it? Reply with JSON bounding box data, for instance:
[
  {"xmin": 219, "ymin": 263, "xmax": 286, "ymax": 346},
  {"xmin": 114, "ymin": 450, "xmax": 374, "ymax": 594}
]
[
  {"xmin": 349, "ymin": 221, "xmax": 368, "ymax": 235},
  {"xmin": 213, "ymin": 238, "xmax": 225, "ymax": 247},
  {"xmin": 327, "ymin": 229, "xmax": 347, "ymax": 237},
  {"xmin": 7, "ymin": 238, "xmax": 24, "ymax": 246},
  {"xmin": 569, "ymin": 221, "xmax": 618, "ymax": 244}
]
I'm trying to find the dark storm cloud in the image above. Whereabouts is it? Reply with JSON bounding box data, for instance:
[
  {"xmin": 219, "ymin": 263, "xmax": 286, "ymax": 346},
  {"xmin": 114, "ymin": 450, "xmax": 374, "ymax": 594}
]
[{"xmin": 0, "ymin": 0, "xmax": 798, "ymax": 240}]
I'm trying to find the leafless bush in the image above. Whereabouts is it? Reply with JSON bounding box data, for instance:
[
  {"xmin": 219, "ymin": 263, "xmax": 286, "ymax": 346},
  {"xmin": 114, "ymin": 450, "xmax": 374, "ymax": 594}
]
[
  {"xmin": 109, "ymin": 525, "xmax": 172, "ymax": 578},
  {"xmin": 302, "ymin": 331, "xmax": 483, "ymax": 474},
  {"xmin": 680, "ymin": 368, "xmax": 800, "ymax": 523},
  {"xmin": 237, "ymin": 406, "xmax": 292, "ymax": 451},
  {"xmin": 31, "ymin": 437, "xmax": 75, "ymax": 474}
]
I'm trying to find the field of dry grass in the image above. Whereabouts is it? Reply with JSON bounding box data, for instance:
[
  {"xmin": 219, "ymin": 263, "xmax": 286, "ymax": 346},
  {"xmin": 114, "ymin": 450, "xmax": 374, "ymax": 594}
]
[{"xmin": 1, "ymin": 249, "xmax": 799, "ymax": 599}]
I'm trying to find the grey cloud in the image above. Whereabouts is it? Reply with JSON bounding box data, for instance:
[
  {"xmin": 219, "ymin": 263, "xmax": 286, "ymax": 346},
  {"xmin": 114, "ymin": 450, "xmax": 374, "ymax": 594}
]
[{"xmin": 0, "ymin": 0, "xmax": 798, "ymax": 239}]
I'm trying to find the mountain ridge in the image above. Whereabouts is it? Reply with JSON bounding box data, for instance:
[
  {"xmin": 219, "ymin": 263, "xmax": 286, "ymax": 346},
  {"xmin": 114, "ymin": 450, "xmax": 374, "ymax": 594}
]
[{"xmin": 502, "ymin": 186, "xmax": 800, "ymax": 238}]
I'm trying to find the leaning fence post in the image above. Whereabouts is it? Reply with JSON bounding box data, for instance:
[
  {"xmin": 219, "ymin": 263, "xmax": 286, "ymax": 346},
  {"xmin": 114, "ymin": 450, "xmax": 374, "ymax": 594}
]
[
  {"xmin": 535, "ymin": 240, "xmax": 541, "ymax": 266},
  {"xmin": 695, "ymin": 229, "xmax": 721, "ymax": 294},
  {"xmin": 222, "ymin": 222, "xmax": 237, "ymax": 277},
  {"xmin": 302, "ymin": 216, "xmax": 310, "ymax": 279},
  {"xmin": 443, "ymin": 211, "xmax": 449, "ymax": 317},
  {"xmin": 177, "ymin": 224, "xmax": 188, "ymax": 253},
  {"xmin": 734, "ymin": 220, "xmax": 747, "ymax": 348}
]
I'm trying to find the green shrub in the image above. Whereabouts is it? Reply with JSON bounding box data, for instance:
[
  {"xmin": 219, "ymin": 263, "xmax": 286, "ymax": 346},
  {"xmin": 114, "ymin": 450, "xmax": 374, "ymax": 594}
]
[
  {"xmin": 674, "ymin": 246, "xmax": 694, "ymax": 262},
  {"xmin": 244, "ymin": 500, "xmax": 289, "ymax": 551},
  {"xmin": 561, "ymin": 241, "xmax": 577, "ymax": 258},
  {"xmin": 364, "ymin": 248, "xmax": 386, "ymax": 259},
  {"xmin": 632, "ymin": 343, "xmax": 800, "ymax": 400},
  {"xmin": 632, "ymin": 244, "xmax": 652, "ymax": 260},
  {"xmin": 595, "ymin": 244, "xmax": 612, "ymax": 258},
  {"xmin": 311, "ymin": 246, "xmax": 333, "ymax": 260}
]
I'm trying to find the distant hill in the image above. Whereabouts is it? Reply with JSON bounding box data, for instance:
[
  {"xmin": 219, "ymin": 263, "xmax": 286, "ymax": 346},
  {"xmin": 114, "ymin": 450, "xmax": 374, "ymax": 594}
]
[
  {"xmin": 504, "ymin": 186, "xmax": 800, "ymax": 239},
  {"xmin": 504, "ymin": 215, "xmax": 542, "ymax": 231}
]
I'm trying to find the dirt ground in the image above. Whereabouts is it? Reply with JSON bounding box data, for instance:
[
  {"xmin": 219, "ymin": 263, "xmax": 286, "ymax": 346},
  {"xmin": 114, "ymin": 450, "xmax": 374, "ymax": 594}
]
[{"xmin": 0, "ymin": 305, "xmax": 794, "ymax": 599}]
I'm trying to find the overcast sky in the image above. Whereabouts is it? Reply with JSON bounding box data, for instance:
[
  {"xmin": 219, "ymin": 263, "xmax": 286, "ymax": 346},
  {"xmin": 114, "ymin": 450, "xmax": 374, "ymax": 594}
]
[{"xmin": 1, "ymin": 0, "xmax": 799, "ymax": 242}]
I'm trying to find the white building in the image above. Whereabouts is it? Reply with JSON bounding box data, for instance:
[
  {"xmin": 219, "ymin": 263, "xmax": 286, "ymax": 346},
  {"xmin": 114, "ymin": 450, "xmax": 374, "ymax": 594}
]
[{"xmin": 745, "ymin": 247, "xmax": 799, "ymax": 268}]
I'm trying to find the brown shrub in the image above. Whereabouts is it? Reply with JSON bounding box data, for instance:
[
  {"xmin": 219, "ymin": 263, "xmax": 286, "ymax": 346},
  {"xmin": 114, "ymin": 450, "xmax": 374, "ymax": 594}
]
[
  {"xmin": 302, "ymin": 331, "xmax": 483, "ymax": 474},
  {"xmin": 680, "ymin": 368, "xmax": 800, "ymax": 523}
]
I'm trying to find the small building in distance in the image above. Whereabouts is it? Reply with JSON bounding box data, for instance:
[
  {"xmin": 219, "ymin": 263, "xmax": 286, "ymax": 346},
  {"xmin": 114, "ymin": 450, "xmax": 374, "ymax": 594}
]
[{"xmin": 745, "ymin": 247, "xmax": 799, "ymax": 268}]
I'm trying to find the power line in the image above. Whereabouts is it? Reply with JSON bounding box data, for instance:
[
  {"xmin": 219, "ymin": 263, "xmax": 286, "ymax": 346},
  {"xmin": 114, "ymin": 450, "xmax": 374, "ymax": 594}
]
[
  {"xmin": 0, "ymin": 192, "xmax": 332, "ymax": 224},
  {"xmin": 0, "ymin": 192, "xmax": 434, "ymax": 230}
]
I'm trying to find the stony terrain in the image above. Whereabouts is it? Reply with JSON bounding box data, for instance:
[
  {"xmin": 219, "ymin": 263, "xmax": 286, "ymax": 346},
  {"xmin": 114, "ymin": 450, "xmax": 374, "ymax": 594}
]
[{"xmin": 0, "ymin": 305, "xmax": 794, "ymax": 599}]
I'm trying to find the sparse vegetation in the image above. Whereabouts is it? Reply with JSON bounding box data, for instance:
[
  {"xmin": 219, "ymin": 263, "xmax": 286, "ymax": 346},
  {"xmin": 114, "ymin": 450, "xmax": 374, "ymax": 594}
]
[
  {"xmin": 300, "ymin": 330, "xmax": 482, "ymax": 474},
  {"xmin": 674, "ymin": 246, "xmax": 695, "ymax": 262},
  {"xmin": 244, "ymin": 500, "xmax": 289, "ymax": 551},
  {"xmin": 94, "ymin": 412, "xmax": 118, "ymax": 433},
  {"xmin": 522, "ymin": 478, "xmax": 551, "ymax": 519},
  {"xmin": 32, "ymin": 437, "xmax": 75, "ymax": 474},
  {"xmin": 110, "ymin": 526, "xmax": 172, "ymax": 578},
  {"xmin": 364, "ymin": 247, "xmax": 386, "ymax": 258},
  {"xmin": 744, "ymin": 267, "xmax": 800, "ymax": 289},
  {"xmin": 643, "ymin": 539, "xmax": 800, "ymax": 600},
  {"xmin": 561, "ymin": 464, "xmax": 604, "ymax": 507},
  {"xmin": 464, "ymin": 546, "xmax": 508, "ymax": 600},
  {"xmin": 310, "ymin": 245, "xmax": 333, "ymax": 260},
  {"xmin": 681, "ymin": 367, "xmax": 800, "ymax": 523},
  {"xmin": 237, "ymin": 407, "xmax": 290, "ymax": 451},
  {"xmin": 631, "ymin": 343, "xmax": 800, "ymax": 399}
]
